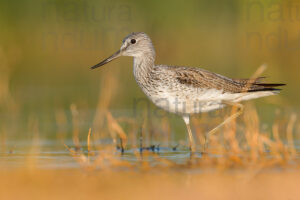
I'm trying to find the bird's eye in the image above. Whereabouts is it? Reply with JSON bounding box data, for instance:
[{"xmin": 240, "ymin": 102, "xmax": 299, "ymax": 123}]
[{"xmin": 131, "ymin": 39, "xmax": 136, "ymax": 44}]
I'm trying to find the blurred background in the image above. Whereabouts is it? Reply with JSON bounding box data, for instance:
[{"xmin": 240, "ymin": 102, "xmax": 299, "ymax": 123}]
[{"xmin": 0, "ymin": 0, "xmax": 299, "ymax": 143}]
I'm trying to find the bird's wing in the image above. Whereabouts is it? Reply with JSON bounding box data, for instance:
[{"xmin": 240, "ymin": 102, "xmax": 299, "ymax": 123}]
[{"xmin": 172, "ymin": 66, "xmax": 284, "ymax": 93}]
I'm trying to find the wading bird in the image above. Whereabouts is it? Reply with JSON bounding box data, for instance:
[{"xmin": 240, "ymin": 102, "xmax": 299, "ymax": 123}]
[{"xmin": 91, "ymin": 32, "xmax": 284, "ymax": 152}]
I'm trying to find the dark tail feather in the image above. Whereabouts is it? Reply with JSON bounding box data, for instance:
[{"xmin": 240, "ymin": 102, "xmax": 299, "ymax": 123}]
[
  {"xmin": 248, "ymin": 88, "xmax": 282, "ymax": 92},
  {"xmin": 248, "ymin": 83, "xmax": 285, "ymax": 92},
  {"xmin": 254, "ymin": 83, "xmax": 286, "ymax": 87}
]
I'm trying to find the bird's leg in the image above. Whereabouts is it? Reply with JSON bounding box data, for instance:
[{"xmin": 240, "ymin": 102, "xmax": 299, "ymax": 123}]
[
  {"xmin": 119, "ymin": 137, "xmax": 125, "ymax": 154},
  {"xmin": 182, "ymin": 115, "xmax": 196, "ymax": 153},
  {"xmin": 204, "ymin": 101, "xmax": 244, "ymax": 151}
]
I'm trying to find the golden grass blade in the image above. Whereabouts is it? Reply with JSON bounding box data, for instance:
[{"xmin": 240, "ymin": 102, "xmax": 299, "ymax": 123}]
[
  {"xmin": 106, "ymin": 111, "xmax": 127, "ymax": 150},
  {"xmin": 64, "ymin": 143, "xmax": 77, "ymax": 154},
  {"xmin": 70, "ymin": 104, "xmax": 81, "ymax": 150},
  {"xmin": 87, "ymin": 128, "xmax": 94, "ymax": 163},
  {"xmin": 92, "ymin": 70, "xmax": 119, "ymax": 138},
  {"xmin": 87, "ymin": 128, "xmax": 92, "ymax": 153},
  {"xmin": 287, "ymin": 114, "xmax": 297, "ymax": 159},
  {"xmin": 55, "ymin": 109, "xmax": 67, "ymax": 144},
  {"xmin": 0, "ymin": 129, "xmax": 7, "ymax": 154},
  {"xmin": 251, "ymin": 64, "xmax": 267, "ymax": 79},
  {"xmin": 26, "ymin": 116, "xmax": 40, "ymax": 169}
]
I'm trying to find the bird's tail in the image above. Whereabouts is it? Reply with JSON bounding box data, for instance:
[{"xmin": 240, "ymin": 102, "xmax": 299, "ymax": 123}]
[{"xmin": 234, "ymin": 77, "xmax": 285, "ymax": 92}]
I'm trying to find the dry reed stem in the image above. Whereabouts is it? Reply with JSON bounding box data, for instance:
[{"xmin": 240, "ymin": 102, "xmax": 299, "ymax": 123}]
[
  {"xmin": 224, "ymin": 106, "xmax": 241, "ymax": 154},
  {"xmin": 287, "ymin": 114, "xmax": 297, "ymax": 159},
  {"xmin": 272, "ymin": 123, "xmax": 286, "ymax": 157},
  {"xmin": 250, "ymin": 64, "xmax": 267, "ymax": 79},
  {"xmin": 55, "ymin": 109, "xmax": 68, "ymax": 144},
  {"xmin": 106, "ymin": 111, "xmax": 127, "ymax": 150},
  {"xmin": 87, "ymin": 128, "xmax": 92, "ymax": 152},
  {"xmin": 70, "ymin": 104, "xmax": 80, "ymax": 150},
  {"xmin": 87, "ymin": 128, "xmax": 93, "ymax": 161},
  {"xmin": 26, "ymin": 116, "xmax": 40, "ymax": 169},
  {"xmin": 240, "ymin": 64, "xmax": 267, "ymax": 93},
  {"xmin": 92, "ymin": 70, "xmax": 119, "ymax": 139},
  {"xmin": 64, "ymin": 123, "xmax": 133, "ymax": 171},
  {"xmin": 117, "ymin": 117, "xmax": 139, "ymax": 149},
  {"xmin": 64, "ymin": 143, "xmax": 77, "ymax": 154},
  {"xmin": 244, "ymin": 105, "xmax": 260, "ymax": 163},
  {"xmin": 0, "ymin": 129, "xmax": 7, "ymax": 154}
]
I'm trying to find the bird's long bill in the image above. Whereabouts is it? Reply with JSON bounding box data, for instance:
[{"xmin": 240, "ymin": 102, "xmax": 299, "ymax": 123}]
[{"xmin": 90, "ymin": 49, "xmax": 121, "ymax": 69}]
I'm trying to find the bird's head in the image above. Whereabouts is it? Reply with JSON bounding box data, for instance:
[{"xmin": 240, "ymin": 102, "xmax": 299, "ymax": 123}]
[{"xmin": 91, "ymin": 32, "xmax": 155, "ymax": 69}]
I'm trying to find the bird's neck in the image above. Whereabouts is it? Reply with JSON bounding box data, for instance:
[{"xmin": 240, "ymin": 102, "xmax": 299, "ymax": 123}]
[{"xmin": 133, "ymin": 53, "xmax": 155, "ymax": 81}]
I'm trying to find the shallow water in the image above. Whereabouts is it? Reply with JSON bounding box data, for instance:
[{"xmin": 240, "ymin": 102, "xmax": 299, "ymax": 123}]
[
  {"xmin": 0, "ymin": 141, "xmax": 196, "ymax": 169},
  {"xmin": 1, "ymin": 139, "xmax": 300, "ymax": 170}
]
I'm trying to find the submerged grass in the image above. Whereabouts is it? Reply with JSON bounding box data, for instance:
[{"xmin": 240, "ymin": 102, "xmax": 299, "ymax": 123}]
[{"xmin": 61, "ymin": 104, "xmax": 299, "ymax": 171}]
